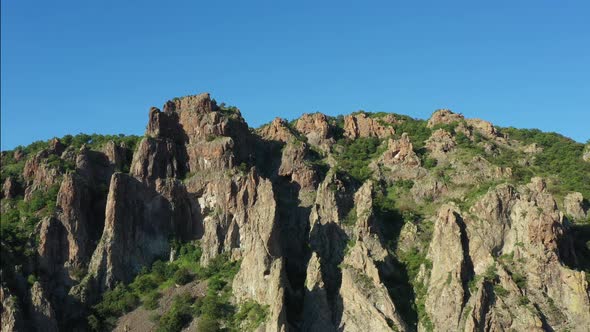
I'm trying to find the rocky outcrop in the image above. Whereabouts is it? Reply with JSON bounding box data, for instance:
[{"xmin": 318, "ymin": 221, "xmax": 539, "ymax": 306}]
[
  {"xmin": 564, "ymin": 192, "xmax": 587, "ymax": 221},
  {"xmin": 75, "ymin": 146, "xmax": 114, "ymax": 185},
  {"xmin": 1, "ymin": 287, "xmax": 25, "ymax": 332},
  {"xmin": 425, "ymin": 204, "xmax": 470, "ymax": 331},
  {"xmin": 230, "ymin": 171, "xmax": 287, "ymax": 332},
  {"xmin": 343, "ymin": 113, "xmax": 394, "ymax": 139},
  {"xmin": 87, "ymin": 174, "xmax": 197, "ymax": 290},
  {"xmin": 259, "ymin": 118, "xmax": 318, "ymax": 189},
  {"xmin": 454, "ymin": 178, "xmax": 590, "ymax": 331},
  {"xmin": 295, "ymin": 113, "xmax": 335, "ymax": 152},
  {"xmin": 2, "ymin": 177, "xmax": 20, "ymax": 199},
  {"xmin": 523, "ymin": 143, "xmax": 543, "ymax": 154},
  {"xmin": 102, "ymin": 141, "xmax": 130, "ymax": 172},
  {"xmin": 371, "ymin": 133, "xmax": 425, "ymax": 181},
  {"xmin": 466, "ymin": 118, "xmax": 499, "ymax": 139},
  {"xmin": 4, "ymin": 93, "xmax": 590, "ymax": 332},
  {"xmin": 22, "ymin": 152, "xmax": 61, "ymax": 201},
  {"xmin": 259, "ymin": 118, "xmax": 297, "ymax": 143},
  {"xmin": 584, "ymin": 144, "xmax": 590, "ymax": 162},
  {"xmin": 55, "ymin": 173, "xmax": 105, "ymax": 270},
  {"xmin": 425, "ymin": 129, "xmax": 456, "ymax": 158},
  {"xmin": 37, "ymin": 217, "xmax": 68, "ymax": 277},
  {"xmin": 338, "ymin": 241, "xmax": 407, "ymax": 332},
  {"xmin": 302, "ymin": 253, "xmax": 335, "ymax": 332},
  {"xmin": 129, "ymin": 137, "xmax": 186, "ymax": 183},
  {"xmin": 451, "ymin": 156, "xmax": 512, "ymax": 186},
  {"xmin": 336, "ymin": 181, "xmax": 408, "ymax": 332},
  {"xmin": 278, "ymin": 142, "xmax": 318, "ymax": 189},
  {"xmin": 427, "ymin": 109, "xmax": 464, "ymax": 128},
  {"xmin": 28, "ymin": 282, "xmax": 59, "ymax": 332}
]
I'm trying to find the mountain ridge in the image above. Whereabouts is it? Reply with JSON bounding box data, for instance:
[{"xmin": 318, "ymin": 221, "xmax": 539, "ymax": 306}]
[{"xmin": 1, "ymin": 92, "xmax": 589, "ymax": 332}]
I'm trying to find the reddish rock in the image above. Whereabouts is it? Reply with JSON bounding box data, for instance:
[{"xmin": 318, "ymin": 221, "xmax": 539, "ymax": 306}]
[
  {"xmin": 2, "ymin": 177, "xmax": 20, "ymax": 199},
  {"xmin": 427, "ymin": 109, "xmax": 464, "ymax": 128},
  {"xmin": 258, "ymin": 117, "xmax": 296, "ymax": 143},
  {"xmin": 343, "ymin": 113, "xmax": 394, "ymax": 139},
  {"xmin": 295, "ymin": 113, "xmax": 335, "ymax": 150}
]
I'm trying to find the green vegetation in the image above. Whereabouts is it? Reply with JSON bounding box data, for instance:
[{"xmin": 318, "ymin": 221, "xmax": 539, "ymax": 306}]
[
  {"xmin": 228, "ymin": 300, "xmax": 269, "ymax": 332},
  {"xmin": 499, "ymin": 128, "xmax": 590, "ymax": 198},
  {"xmin": 1, "ymin": 182, "xmax": 61, "ymax": 279},
  {"xmin": 88, "ymin": 242, "xmax": 203, "ymax": 331},
  {"xmin": 493, "ymin": 284, "xmax": 509, "ymax": 297},
  {"xmin": 389, "ymin": 116, "xmax": 432, "ymax": 151},
  {"xmin": 333, "ymin": 137, "xmax": 385, "ymax": 182},
  {"xmin": 482, "ymin": 263, "xmax": 498, "ymax": 282},
  {"xmin": 157, "ymin": 293, "xmax": 194, "ymax": 332},
  {"xmin": 342, "ymin": 207, "xmax": 357, "ymax": 226},
  {"xmin": 87, "ymin": 241, "xmax": 267, "ymax": 332}
]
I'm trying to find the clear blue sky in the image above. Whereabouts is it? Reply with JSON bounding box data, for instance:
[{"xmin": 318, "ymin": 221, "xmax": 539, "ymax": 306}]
[{"xmin": 2, "ymin": 1, "xmax": 589, "ymax": 150}]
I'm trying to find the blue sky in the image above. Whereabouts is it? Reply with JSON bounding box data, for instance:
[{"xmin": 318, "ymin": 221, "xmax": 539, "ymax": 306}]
[{"xmin": 1, "ymin": 1, "xmax": 589, "ymax": 150}]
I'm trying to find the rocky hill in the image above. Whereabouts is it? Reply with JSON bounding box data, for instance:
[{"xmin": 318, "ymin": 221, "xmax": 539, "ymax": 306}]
[{"xmin": 1, "ymin": 93, "xmax": 589, "ymax": 332}]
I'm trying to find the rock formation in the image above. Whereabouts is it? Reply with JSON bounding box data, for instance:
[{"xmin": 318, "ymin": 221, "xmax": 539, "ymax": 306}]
[
  {"xmin": 343, "ymin": 112, "xmax": 394, "ymax": 139},
  {"xmin": 1, "ymin": 92, "xmax": 589, "ymax": 332}
]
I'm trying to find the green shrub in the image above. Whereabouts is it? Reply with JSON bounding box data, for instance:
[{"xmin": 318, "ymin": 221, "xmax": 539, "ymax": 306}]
[
  {"xmin": 143, "ymin": 291, "xmax": 161, "ymax": 310},
  {"xmin": 493, "ymin": 285, "xmax": 509, "ymax": 297},
  {"xmin": 231, "ymin": 300, "xmax": 269, "ymax": 331},
  {"xmin": 131, "ymin": 274, "xmax": 159, "ymax": 294},
  {"xmin": 333, "ymin": 137, "xmax": 384, "ymax": 182},
  {"xmin": 91, "ymin": 283, "xmax": 140, "ymax": 330},
  {"xmin": 197, "ymin": 315, "xmax": 220, "ymax": 332},
  {"xmin": 483, "ymin": 264, "xmax": 498, "ymax": 281},
  {"xmin": 422, "ymin": 157, "xmax": 438, "ymax": 169},
  {"xmin": 342, "ymin": 207, "xmax": 357, "ymax": 226},
  {"xmin": 172, "ymin": 268, "xmax": 192, "ymax": 285},
  {"xmin": 157, "ymin": 294, "xmax": 194, "ymax": 332}
]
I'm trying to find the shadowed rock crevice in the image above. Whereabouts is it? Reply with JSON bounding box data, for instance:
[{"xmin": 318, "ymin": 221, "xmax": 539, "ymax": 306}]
[{"xmin": 455, "ymin": 212, "xmax": 475, "ymax": 303}]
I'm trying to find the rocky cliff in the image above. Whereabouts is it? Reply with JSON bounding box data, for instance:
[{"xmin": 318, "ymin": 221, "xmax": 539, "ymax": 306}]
[{"xmin": 1, "ymin": 94, "xmax": 589, "ymax": 332}]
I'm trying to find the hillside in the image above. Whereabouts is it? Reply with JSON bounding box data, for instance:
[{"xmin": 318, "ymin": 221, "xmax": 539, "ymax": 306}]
[{"xmin": 1, "ymin": 93, "xmax": 589, "ymax": 332}]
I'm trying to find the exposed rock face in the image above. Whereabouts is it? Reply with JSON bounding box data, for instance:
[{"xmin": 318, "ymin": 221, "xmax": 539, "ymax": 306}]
[
  {"xmin": 302, "ymin": 253, "xmax": 334, "ymax": 332},
  {"xmin": 87, "ymin": 174, "xmax": 194, "ymax": 289},
  {"xmin": 466, "ymin": 118, "xmax": 499, "ymax": 139},
  {"xmin": 101, "ymin": 141, "xmax": 130, "ymax": 172},
  {"xmin": 426, "ymin": 129, "xmax": 456, "ymax": 158},
  {"xmin": 130, "ymin": 137, "xmax": 186, "ymax": 182},
  {"xmin": 371, "ymin": 133, "xmax": 425, "ymax": 181},
  {"xmin": 450, "ymin": 156, "xmax": 512, "ymax": 186},
  {"xmin": 3, "ymin": 93, "xmax": 589, "ymax": 332},
  {"xmin": 2, "ymin": 177, "xmax": 20, "ymax": 199},
  {"xmin": 29, "ymin": 282, "xmax": 59, "ymax": 332},
  {"xmin": 335, "ymin": 181, "xmax": 408, "ymax": 332},
  {"xmin": 259, "ymin": 118, "xmax": 297, "ymax": 143},
  {"xmin": 295, "ymin": 113, "xmax": 335, "ymax": 152},
  {"xmin": 564, "ymin": 192, "xmax": 587, "ymax": 221},
  {"xmin": 1, "ymin": 287, "xmax": 24, "ymax": 332},
  {"xmin": 343, "ymin": 113, "xmax": 394, "ymax": 139},
  {"xmin": 338, "ymin": 241, "xmax": 407, "ymax": 332},
  {"xmin": 584, "ymin": 144, "xmax": 590, "ymax": 162},
  {"xmin": 55, "ymin": 173, "xmax": 105, "ymax": 269},
  {"xmin": 229, "ymin": 171, "xmax": 287, "ymax": 332},
  {"xmin": 259, "ymin": 117, "xmax": 318, "ymax": 189},
  {"xmin": 22, "ymin": 151, "xmax": 62, "ymax": 200},
  {"xmin": 524, "ymin": 142, "xmax": 543, "ymax": 154},
  {"xmin": 427, "ymin": 109, "xmax": 464, "ymax": 128},
  {"xmin": 420, "ymin": 177, "xmax": 590, "ymax": 332},
  {"xmin": 425, "ymin": 204, "xmax": 470, "ymax": 331},
  {"xmin": 75, "ymin": 146, "xmax": 114, "ymax": 184},
  {"xmin": 13, "ymin": 149, "xmax": 25, "ymax": 162}
]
